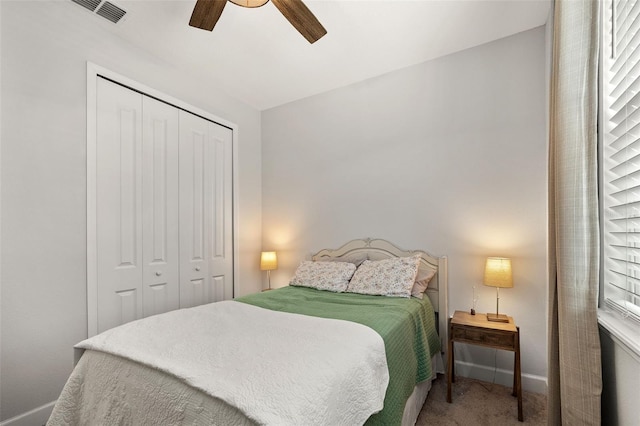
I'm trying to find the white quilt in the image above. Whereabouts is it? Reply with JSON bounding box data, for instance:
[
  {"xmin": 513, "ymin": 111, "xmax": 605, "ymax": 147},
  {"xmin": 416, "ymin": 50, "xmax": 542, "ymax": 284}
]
[{"xmin": 68, "ymin": 301, "xmax": 389, "ymax": 426}]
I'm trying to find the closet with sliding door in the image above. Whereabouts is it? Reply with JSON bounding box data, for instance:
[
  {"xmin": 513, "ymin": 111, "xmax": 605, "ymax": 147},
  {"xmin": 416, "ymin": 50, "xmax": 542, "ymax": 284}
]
[{"xmin": 88, "ymin": 74, "xmax": 233, "ymax": 335}]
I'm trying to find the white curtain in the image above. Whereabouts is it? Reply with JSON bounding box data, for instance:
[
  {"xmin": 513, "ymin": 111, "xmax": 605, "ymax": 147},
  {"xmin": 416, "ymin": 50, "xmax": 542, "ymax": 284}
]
[{"xmin": 548, "ymin": 0, "xmax": 602, "ymax": 425}]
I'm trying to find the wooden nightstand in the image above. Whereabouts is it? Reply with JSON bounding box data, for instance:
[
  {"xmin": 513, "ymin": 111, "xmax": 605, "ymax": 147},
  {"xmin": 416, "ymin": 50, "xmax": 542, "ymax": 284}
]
[{"xmin": 447, "ymin": 310, "xmax": 523, "ymax": 422}]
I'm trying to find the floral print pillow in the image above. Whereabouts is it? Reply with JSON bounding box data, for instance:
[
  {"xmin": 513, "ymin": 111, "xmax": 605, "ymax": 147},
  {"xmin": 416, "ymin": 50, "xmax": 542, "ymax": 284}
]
[
  {"xmin": 346, "ymin": 255, "xmax": 421, "ymax": 298},
  {"xmin": 290, "ymin": 261, "xmax": 357, "ymax": 292}
]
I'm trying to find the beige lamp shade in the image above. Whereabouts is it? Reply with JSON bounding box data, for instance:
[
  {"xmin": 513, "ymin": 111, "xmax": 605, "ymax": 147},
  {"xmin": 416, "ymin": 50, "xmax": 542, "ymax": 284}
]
[
  {"xmin": 483, "ymin": 257, "xmax": 513, "ymax": 288},
  {"xmin": 260, "ymin": 251, "xmax": 278, "ymax": 271}
]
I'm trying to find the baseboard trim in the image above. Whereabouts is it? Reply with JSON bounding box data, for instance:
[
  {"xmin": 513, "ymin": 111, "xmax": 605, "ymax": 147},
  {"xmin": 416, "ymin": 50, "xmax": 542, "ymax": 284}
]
[
  {"xmin": 454, "ymin": 360, "xmax": 548, "ymax": 395},
  {"xmin": 0, "ymin": 401, "xmax": 55, "ymax": 426}
]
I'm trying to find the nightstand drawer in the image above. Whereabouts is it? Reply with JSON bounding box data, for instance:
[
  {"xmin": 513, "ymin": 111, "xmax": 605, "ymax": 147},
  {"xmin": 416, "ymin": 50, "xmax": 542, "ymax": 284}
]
[{"xmin": 451, "ymin": 325, "xmax": 515, "ymax": 350}]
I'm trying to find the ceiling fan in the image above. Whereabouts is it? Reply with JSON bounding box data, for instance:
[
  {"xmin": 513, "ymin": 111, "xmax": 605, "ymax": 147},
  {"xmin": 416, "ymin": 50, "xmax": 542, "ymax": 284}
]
[{"xmin": 189, "ymin": 0, "xmax": 327, "ymax": 44}]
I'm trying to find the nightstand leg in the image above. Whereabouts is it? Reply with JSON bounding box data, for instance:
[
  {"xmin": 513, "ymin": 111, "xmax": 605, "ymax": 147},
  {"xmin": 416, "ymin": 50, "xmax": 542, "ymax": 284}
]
[
  {"xmin": 451, "ymin": 342, "xmax": 455, "ymax": 383},
  {"xmin": 514, "ymin": 326, "xmax": 523, "ymax": 421}
]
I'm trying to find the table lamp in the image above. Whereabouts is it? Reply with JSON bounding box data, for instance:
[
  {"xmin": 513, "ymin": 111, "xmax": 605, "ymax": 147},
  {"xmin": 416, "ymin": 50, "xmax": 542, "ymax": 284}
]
[
  {"xmin": 483, "ymin": 257, "xmax": 513, "ymax": 323},
  {"xmin": 260, "ymin": 251, "xmax": 278, "ymax": 290}
]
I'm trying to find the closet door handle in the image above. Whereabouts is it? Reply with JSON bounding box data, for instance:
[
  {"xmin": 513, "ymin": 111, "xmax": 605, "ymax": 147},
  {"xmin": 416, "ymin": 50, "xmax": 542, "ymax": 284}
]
[
  {"xmin": 155, "ymin": 271, "xmax": 162, "ymax": 276},
  {"xmin": 195, "ymin": 266, "xmax": 201, "ymax": 272}
]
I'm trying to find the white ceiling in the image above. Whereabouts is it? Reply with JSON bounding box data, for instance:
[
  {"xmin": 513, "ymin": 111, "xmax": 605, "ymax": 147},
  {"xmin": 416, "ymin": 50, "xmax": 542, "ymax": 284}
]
[{"xmin": 83, "ymin": 0, "xmax": 551, "ymax": 110}]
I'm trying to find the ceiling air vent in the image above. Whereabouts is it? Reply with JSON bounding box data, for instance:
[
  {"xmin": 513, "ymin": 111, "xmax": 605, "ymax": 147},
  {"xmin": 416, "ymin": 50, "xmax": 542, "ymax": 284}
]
[
  {"xmin": 96, "ymin": 2, "xmax": 126, "ymax": 23},
  {"xmin": 71, "ymin": 0, "xmax": 102, "ymax": 12},
  {"xmin": 71, "ymin": 0, "xmax": 126, "ymax": 24}
]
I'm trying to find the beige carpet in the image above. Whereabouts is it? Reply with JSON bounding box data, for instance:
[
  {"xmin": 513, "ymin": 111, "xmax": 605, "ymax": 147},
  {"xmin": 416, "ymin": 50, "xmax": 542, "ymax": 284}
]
[{"xmin": 416, "ymin": 375, "xmax": 547, "ymax": 425}]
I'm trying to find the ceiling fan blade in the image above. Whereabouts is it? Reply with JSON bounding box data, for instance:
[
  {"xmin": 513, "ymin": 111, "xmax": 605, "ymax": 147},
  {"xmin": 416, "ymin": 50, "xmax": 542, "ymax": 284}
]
[
  {"xmin": 189, "ymin": 0, "xmax": 227, "ymax": 31},
  {"xmin": 271, "ymin": 0, "xmax": 327, "ymax": 43}
]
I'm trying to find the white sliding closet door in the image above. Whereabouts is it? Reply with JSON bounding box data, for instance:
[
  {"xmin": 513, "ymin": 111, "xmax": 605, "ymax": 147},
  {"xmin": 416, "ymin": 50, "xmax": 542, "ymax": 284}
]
[
  {"xmin": 92, "ymin": 76, "xmax": 233, "ymax": 335},
  {"xmin": 141, "ymin": 97, "xmax": 180, "ymax": 318},
  {"xmin": 96, "ymin": 78, "xmax": 145, "ymax": 332},
  {"xmin": 179, "ymin": 111, "xmax": 234, "ymax": 308}
]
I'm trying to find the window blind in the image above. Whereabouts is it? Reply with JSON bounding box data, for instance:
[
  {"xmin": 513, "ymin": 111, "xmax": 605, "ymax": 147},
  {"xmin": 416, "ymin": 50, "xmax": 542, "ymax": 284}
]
[{"xmin": 603, "ymin": 0, "xmax": 640, "ymax": 322}]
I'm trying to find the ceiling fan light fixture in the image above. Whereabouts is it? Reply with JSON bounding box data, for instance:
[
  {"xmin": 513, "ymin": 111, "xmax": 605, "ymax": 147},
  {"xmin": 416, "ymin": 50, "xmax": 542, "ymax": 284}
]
[
  {"xmin": 190, "ymin": 0, "xmax": 326, "ymax": 43},
  {"xmin": 229, "ymin": 0, "xmax": 269, "ymax": 8}
]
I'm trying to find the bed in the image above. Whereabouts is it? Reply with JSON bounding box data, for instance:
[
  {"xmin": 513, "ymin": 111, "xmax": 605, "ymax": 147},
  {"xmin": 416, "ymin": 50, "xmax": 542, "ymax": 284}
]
[{"xmin": 48, "ymin": 238, "xmax": 448, "ymax": 426}]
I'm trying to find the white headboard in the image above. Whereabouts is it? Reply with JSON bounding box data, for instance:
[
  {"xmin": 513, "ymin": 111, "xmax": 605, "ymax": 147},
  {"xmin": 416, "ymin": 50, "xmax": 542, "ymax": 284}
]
[{"xmin": 312, "ymin": 238, "xmax": 449, "ymax": 356}]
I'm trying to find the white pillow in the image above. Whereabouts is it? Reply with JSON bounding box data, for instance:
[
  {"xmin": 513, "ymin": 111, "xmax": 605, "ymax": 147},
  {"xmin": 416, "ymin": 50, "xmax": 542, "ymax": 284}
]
[
  {"xmin": 289, "ymin": 260, "xmax": 357, "ymax": 292},
  {"xmin": 346, "ymin": 255, "xmax": 421, "ymax": 298},
  {"xmin": 411, "ymin": 265, "xmax": 436, "ymax": 299}
]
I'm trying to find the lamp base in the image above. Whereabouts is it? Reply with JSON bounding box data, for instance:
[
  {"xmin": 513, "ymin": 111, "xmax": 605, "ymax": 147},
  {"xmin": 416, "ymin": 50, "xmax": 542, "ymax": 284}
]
[{"xmin": 486, "ymin": 313, "xmax": 509, "ymax": 323}]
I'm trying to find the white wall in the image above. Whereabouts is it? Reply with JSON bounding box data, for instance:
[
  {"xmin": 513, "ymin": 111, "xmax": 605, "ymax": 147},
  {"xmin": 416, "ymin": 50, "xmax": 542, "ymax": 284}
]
[
  {"xmin": 600, "ymin": 325, "xmax": 640, "ymax": 426},
  {"xmin": 0, "ymin": 0, "xmax": 3, "ymax": 422},
  {"xmin": 262, "ymin": 26, "xmax": 548, "ymax": 392},
  {"xmin": 0, "ymin": 1, "xmax": 262, "ymax": 422}
]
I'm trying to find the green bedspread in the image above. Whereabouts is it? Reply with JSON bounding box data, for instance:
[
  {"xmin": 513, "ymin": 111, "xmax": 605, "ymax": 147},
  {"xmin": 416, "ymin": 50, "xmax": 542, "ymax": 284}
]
[{"xmin": 236, "ymin": 286, "xmax": 441, "ymax": 425}]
